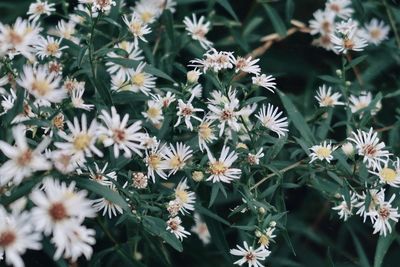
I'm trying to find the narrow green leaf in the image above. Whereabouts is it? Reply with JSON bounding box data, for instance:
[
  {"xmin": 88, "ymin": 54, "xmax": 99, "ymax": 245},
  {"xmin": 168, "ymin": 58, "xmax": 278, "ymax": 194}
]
[
  {"xmin": 217, "ymin": 0, "xmax": 239, "ymax": 21},
  {"xmin": 345, "ymin": 55, "xmax": 368, "ymax": 71},
  {"xmin": 373, "ymin": 232, "xmax": 395, "ymax": 267},
  {"xmin": 263, "ymin": 4, "xmax": 287, "ymax": 37},
  {"xmin": 196, "ymin": 205, "xmax": 230, "ymax": 226}
]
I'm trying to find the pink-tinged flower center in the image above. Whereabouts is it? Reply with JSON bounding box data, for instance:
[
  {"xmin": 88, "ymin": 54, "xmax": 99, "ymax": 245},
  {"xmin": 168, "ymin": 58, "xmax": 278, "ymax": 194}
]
[
  {"xmin": 379, "ymin": 207, "xmax": 390, "ymax": 219},
  {"xmin": 0, "ymin": 230, "xmax": 16, "ymax": 247},
  {"xmin": 363, "ymin": 144, "xmax": 377, "ymax": 157},
  {"xmin": 17, "ymin": 149, "xmax": 33, "ymax": 166},
  {"xmin": 245, "ymin": 252, "xmax": 255, "ymax": 261},
  {"xmin": 113, "ymin": 129, "xmax": 126, "ymax": 142},
  {"xmin": 49, "ymin": 202, "xmax": 68, "ymax": 221}
]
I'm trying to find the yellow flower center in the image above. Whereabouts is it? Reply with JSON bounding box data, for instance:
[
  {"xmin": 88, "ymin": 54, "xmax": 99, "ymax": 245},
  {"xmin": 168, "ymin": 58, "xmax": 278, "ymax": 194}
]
[
  {"xmin": 130, "ymin": 22, "xmax": 142, "ymax": 35},
  {"xmin": 380, "ymin": 168, "xmax": 397, "ymax": 183},
  {"xmin": 316, "ymin": 147, "xmax": 331, "ymax": 158},
  {"xmin": 209, "ymin": 161, "xmax": 227, "ymax": 175},
  {"xmin": 199, "ymin": 123, "xmax": 212, "ymax": 140},
  {"xmin": 321, "ymin": 96, "xmax": 334, "ymax": 106},
  {"xmin": 147, "ymin": 107, "xmax": 161, "ymax": 119},
  {"xmin": 73, "ymin": 133, "xmax": 91, "ymax": 150},
  {"xmin": 170, "ymin": 156, "xmax": 184, "ymax": 169},
  {"xmin": 46, "ymin": 42, "xmax": 59, "ymax": 55},
  {"xmin": 258, "ymin": 234, "xmax": 270, "ymax": 247},
  {"xmin": 148, "ymin": 154, "xmax": 161, "ymax": 168},
  {"xmin": 370, "ymin": 29, "xmax": 381, "ymax": 39},
  {"xmin": 131, "ymin": 73, "xmax": 145, "ymax": 87},
  {"xmin": 141, "ymin": 12, "xmax": 153, "ymax": 23},
  {"xmin": 31, "ymin": 79, "xmax": 51, "ymax": 96},
  {"xmin": 176, "ymin": 190, "xmax": 189, "ymax": 203}
]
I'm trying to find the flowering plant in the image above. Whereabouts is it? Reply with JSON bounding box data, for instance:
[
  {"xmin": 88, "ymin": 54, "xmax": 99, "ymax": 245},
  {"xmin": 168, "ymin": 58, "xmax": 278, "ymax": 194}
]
[{"xmin": 0, "ymin": 0, "xmax": 399, "ymax": 266}]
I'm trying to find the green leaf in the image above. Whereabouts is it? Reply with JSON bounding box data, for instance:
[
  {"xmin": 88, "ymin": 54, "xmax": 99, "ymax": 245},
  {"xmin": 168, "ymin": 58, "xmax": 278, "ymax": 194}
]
[
  {"xmin": 278, "ymin": 90, "xmax": 314, "ymax": 145},
  {"xmin": 373, "ymin": 232, "xmax": 395, "ymax": 267},
  {"xmin": 263, "ymin": 4, "xmax": 287, "ymax": 37},
  {"xmin": 74, "ymin": 178, "xmax": 130, "ymax": 211},
  {"xmin": 285, "ymin": 0, "xmax": 295, "ymax": 23},
  {"xmin": 243, "ymin": 96, "xmax": 268, "ymax": 106},
  {"xmin": 196, "ymin": 205, "xmax": 230, "ymax": 226},
  {"xmin": 318, "ymin": 75, "xmax": 342, "ymax": 84},
  {"xmin": 217, "ymin": 0, "xmax": 239, "ymax": 21},
  {"xmin": 348, "ymin": 227, "xmax": 371, "ymax": 267},
  {"xmin": 345, "ymin": 55, "xmax": 368, "ymax": 71}
]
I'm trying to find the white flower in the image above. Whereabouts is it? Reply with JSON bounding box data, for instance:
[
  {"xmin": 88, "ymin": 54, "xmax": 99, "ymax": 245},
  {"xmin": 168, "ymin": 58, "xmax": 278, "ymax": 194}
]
[
  {"xmin": 349, "ymin": 91, "xmax": 381, "ymax": 116},
  {"xmin": 198, "ymin": 118, "xmax": 217, "ymax": 152},
  {"xmin": 368, "ymin": 194, "xmax": 400, "ymax": 236},
  {"xmin": 123, "ymin": 12, "xmax": 152, "ymax": 47},
  {"xmin": 54, "ymin": 20, "xmax": 78, "ymax": 43},
  {"xmin": 55, "ymin": 114, "xmax": 103, "ymax": 162},
  {"xmin": 252, "ymin": 74, "xmax": 276, "ymax": 93},
  {"xmin": 30, "ymin": 178, "xmax": 96, "ymax": 236},
  {"xmin": 312, "ymin": 34, "xmax": 335, "ymax": 51},
  {"xmin": 51, "ymin": 222, "xmax": 96, "ymax": 261},
  {"xmin": 106, "ymin": 41, "xmax": 144, "ymax": 78},
  {"xmin": 134, "ymin": 1, "xmax": 162, "ymax": 24},
  {"xmin": 369, "ymin": 159, "xmax": 400, "ymax": 187},
  {"xmin": 17, "ymin": 64, "xmax": 67, "ymax": 104},
  {"xmin": 183, "ymin": 14, "xmax": 213, "ymax": 49},
  {"xmin": 315, "ymin": 85, "xmax": 344, "ymax": 107},
  {"xmin": 341, "ymin": 142, "xmax": 354, "ymax": 156},
  {"xmin": 347, "ymin": 128, "xmax": 391, "ymax": 169},
  {"xmin": 128, "ymin": 62, "xmax": 156, "ymax": 95},
  {"xmin": 332, "ymin": 193, "xmax": 357, "ymax": 221},
  {"xmin": 0, "ymin": 207, "xmax": 42, "ymax": 267},
  {"xmin": 152, "ymin": 91, "xmax": 176, "ymax": 108},
  {"xmin": 0, "ymin": 18, "xmax": 41, "ymax": 60},
  {"xmin": 355, "ymin": 189, "xmax": 385, "ymax": 223},
  {"xmin": 255, "ymin": 104, "xmax": 288, "ymax": 138},
  {"xmin": 174, "ymin": 178, "xmax": 196, "ymax": 215},
  {"xmin": 191, "ymin": 213, "xmax": 210, "ymax": 245},
  {"xmin": 71, "ymin": 85, "xmax": 94, "ymax": 111},
  {"xmin": 35, "ymin": 36, "xmax": 67, "ymax": 59},
  {"xmin": 309, "ymin": 141, "xmax": 337, "ymax": 163},
  {"xmin": 189, "ymin": 49, "xmax": 235, "ymax": 73},
  {"xmin": 98, "ymin": 106, "xmax": 145, "ymax": 158},
  {"xmin": 0, "ymin": 125, "xmax": 51, "ymax": 186},
  {"xmin": 359, "ymin": 19, "xmax": 390, "ymax": 45},
  {"xmin": 331, "ymin": 21, "xmax": 368, "ymax": 53},
  {"xmin": 206, "ymin": 146, "xmax": 242, "ymax": 183},
  {"xmin": 257, "ymin": 225, "xmax": 276, "ymax": 248},
  {"xmin": 233, "ymin": 56, "xmax": 260, "ymax": 75},
  {"xmin": 247, "ymin": 148, "xmax": 264, "ymax": 165},
  {"xmin": 309, "ymin": 9, "xmax": 335, "ymax": 35},
  {"xmin": 174, "ymin": 97, "xmax": 204, "ymax": 131},
  {"xmin": 50, "ymin": 149, "xmax": 83, "ymax": 174},
  {"xmin": 230, "ymin": 241, "xmax": 271, "ymax": 267},
  {"xmin": 142, "ymin": 100, "xmax": 163, "ymax": 125},
  {"xmin": 27, "ymin": 0, "xmax": 55, "ymax": 22},
  {"xmin": 163, "ymin": 143, "xmax": 193, "ymax": 176},
  {"xmin": 187, "ymin": 69, "xmax": 201, "ymax": 84},
  {"xmin": 325, "ymin": 0, "xmax": 354, "ymax": 19},
  {"xmin": 166, "ymin": 217, "xmax": 190, "ymax": 241},
  {"xmin": 88, "ymin": 162, "xmax": 117, "ymax": 186},
  {"xmin": 144, "ymin": 141, "xmax": 169, "ymax": 182}
]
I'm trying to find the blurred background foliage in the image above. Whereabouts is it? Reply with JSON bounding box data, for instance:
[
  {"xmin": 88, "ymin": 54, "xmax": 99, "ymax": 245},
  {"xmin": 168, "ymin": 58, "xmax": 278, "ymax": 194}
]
[{"xmin": 1, "ymin": 0, "xmax": 400, "ymax": 266}]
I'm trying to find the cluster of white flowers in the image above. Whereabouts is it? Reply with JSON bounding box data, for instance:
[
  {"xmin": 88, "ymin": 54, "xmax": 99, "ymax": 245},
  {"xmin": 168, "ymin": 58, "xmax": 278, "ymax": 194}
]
[{"xmin": 309, "ymin": 0, "xmax": 389, "ymax": 53}]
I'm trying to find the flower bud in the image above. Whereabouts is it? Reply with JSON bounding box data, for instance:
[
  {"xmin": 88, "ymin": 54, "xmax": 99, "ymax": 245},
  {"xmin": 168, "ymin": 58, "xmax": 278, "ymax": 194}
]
[
  {"xmin": 345, "ymin": 81, "xmax": 351, "ymax": 87},
  {"xmin": 258, "ymin": 207, "xmax": 266, "ymax": 215},
  {"xmin": 192, "ymin": 171, "xmax": 204, "ymax": 182},
  {"xmin": 270, "ymin": 221, "xmax": 276, "ymax": 227},
  {"xmin": 255, "ymin": 230, "xmax": 262, "ymax": 237},
  {"xmin": 187, "ymin": 70, "xmax": 200, "ymax": 84},
  {"xmin": 341, "ymin": 142, "xmax": 354, "ymax": 157},
  {"xmin": 236, "ymin": 143, "xmax": 248, "ymax": 150},
  {"xmin": 134, "ymin": 251, "xmax": 143, "ymax": 261},
  {"xmin": 336, "ymin": 69, "xmax": 342, "ymax": 77}
]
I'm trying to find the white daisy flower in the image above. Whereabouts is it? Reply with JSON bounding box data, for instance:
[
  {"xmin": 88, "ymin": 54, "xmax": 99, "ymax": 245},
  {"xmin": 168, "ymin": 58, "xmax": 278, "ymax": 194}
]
[
  {"xmin": 27, "ymin": 0, "xmax": 55, "ymax": 22},
  {"xmin": 359, "ymin": 19, "xmax": 390, "ymax": 46},
  {"xmin": 163, "ymin": 143, "xmax": 193, "ymax": 176},
  {"xmin": 206, "ymin": 146, "xmax": 242, "ymax": 183},
  {"xmin": 93, "ymin": 185, "xmax": 123, "ymax": 219},
  {"xmin": 255, "ymin": 104, "xmax": 288, "ymax": 138},
  {"xmin": 0, "ymin": 18, "xmax": 41, "ymax": 60},
  {"xmin": 309, "ymin": 9, "xmax": 335, "ymax": 35},
  {"xmin": 123, "ymin": 12, "xmax": 152, "ymax": 47},
  {"xmin": 166, "ymin": 216, "xmax": 190, "ymax": 241},
  {"xmin": 312, "ymin": 34, "xmax": 335, "ymax": 51},
  {"xmin": 309, "ymin": 141, "xmax": 337, "ymax": 163},
  {"xmin": 233, "ymin": 56, "xmax": 261, "ymax": 75},
  {"xmin": 247, "ymin": 148, "xmax": 264, "ymax": 165},
  {"xmin": 257, "ymin": 224, "xmax": 277, "ymax": 248},
  {"xmin": 315, "ymin": 84, "xmax": 344, "ymax": 107},
  {"xmin": 183, "ymin": 14, "xmax": 213, "ymax": 49},
  {"xmin": 252, "ymin": 74, "xmax": 276, "ymax": 93},
  {"xmin": 332, "ymin": 193, "xmax": 357, "ymax": 221},
  {"xmin": 174, "ymin": 96, "xmax": 204, "ymax": 131},
  {"xmin": 325, "ymin": 0, "xmax": 354, "ymax": 19},
  {"xmin": 230, "ymin": 241, "xmax": 271, "ymax": 267},
  {"xmin": 368, "ymin": 194, "xmax": 400, "ymax": 236},
  {"xmin": 0, "ymin": 207, "xmax": 42, "ymax": 267},
  {"xmin": 98, "ymin": 106, "xmax": 146, "ymax": 158},
  {"xmin": 142, "ymin": 100, "xmax": 164, "ymax": 125},
  {"xmin": 152, "ymin": 91, "xmax": 176, "ymax": 108},
  {"xmin": 144, "ymin": 142, "xmax": 168, "ymax": 182},
  {"xmin": 349, "ymin": 91, "xmax": 381, "ymax": 116},
  {"xmin": 50, "ymin": 149, "xmax": 82, "ymax": 174},
  {"xmin": 88, "ymin": 162, "xmax": 116, "ymax": 186},
  {"xmin": 347, "ymin": 128, "xmax": 391, "ymax": 169},
  {"xmin": 189, "ymin": 49, "xmax": 235, "ymax": 73},
  {"xmin": 134, "ymin": 1, "xmax": 162, "ymax": 24},
  {"xmin": 35, "ymin": 36, "xmax": 67, "ymax": 59},
  {"xmin": 17, "ymin": 64, "xmax": 67, "ymax": 104},
  {"xmin": 174, "ymin": 178, "xmax": 196, "ymax": 215},
  {"xmin": 331, "ymin": 21, "xmax": 368, "ymax": 53},
  {"xmin": 191, "ymin": 213, "xmax": 211, "ymax": 245},
  {"xmin": 128, "ymin": 62, "xmax": 156, "ymax": 95},
  {"xmin": 30, "ymin": 178, "xmax": 96, "ymax": 237},
  {"xmin": 54, "ymin": 20, "xmax": 78, "ymax": 43},
  {"xmin": 355, "ymin": 189, "xmax": 385, "ymax": 223},
  {"xmin": 55, "ymin": 114, "xmax": 103, "ymax": 162},
  {"xmin": 79, "ymin": 0, "xmax": 116, "ymax": 12},
  {"xmin": 0, "ymin": 125, "xmax": 51, "ymax": 186},
  {"xmin": 369, "ymin": 158, "xmax": 400, "ymax": 187}
]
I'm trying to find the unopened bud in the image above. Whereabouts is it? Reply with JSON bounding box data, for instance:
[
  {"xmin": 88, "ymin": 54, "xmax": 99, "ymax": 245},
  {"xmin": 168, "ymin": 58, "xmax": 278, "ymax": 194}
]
[
  {"xmin": 187, "ymin": 70, "xmax": 200, "ymax": 84},
  {"xmin": 336, "ymin": 69, "xmax": 342, "ymax": 77},
  {"xmin": 192, "ymin": 171, "xmax": 204, "ymax": 182},
  {"xmin": 258, "ymin": 207, "xmax": 266, "ymax": 215},
  {"xmin": 341, "ymin": 142, "xmax": 354, "ymax": 157}
]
